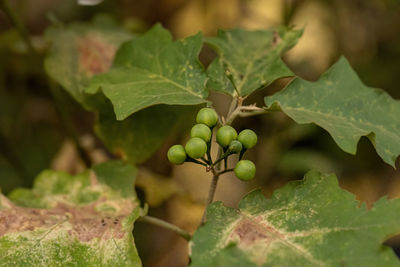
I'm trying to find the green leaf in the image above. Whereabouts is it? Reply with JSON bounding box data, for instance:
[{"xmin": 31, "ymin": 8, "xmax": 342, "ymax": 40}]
[
  {"xmin": 265, "ymin": 57, "xmax": 400, "ymax": 167},
  {"xmin": 95, "ymin": 104, "xmax": 198, "ymax": 164},
  {"xmin": 1, "ymin": 160, "xmax": 142, "ymax": 266},
  {"xmin": 87, "ymin": 24, "xmax": 208, "ymax": 120},
  {"xmin": 206, "ymin": 27, "xmax": 302, "ymax": 97},
  {"xmin": 190, "ymin": 171, "xmax": 400, "ymax": 266},
  {"xmin": 44, "ymin": 20, "xmax": 132, "ymax": 109}
]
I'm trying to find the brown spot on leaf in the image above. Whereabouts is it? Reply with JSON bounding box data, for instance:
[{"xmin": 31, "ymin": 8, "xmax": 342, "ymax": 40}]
[
  {"xmin": 272, "ymin": 31, "xmax": 282, "ymax": 47},
  {"xmin": 77, "ymin": 34, "xmax": 116, "ymax": 77},
  {"xmin": 229, "ymin": 216, "xmax": 284, "ymax": 247},
  {"xmin": 0, "ymin": 198, "xmax": 137, "ymax": 242}
]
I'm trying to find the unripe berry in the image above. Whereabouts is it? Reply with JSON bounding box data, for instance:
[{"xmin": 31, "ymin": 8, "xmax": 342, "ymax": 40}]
[
  {"xmin": 167, "ymin": 145, "xmax": 187, "ymax": 165},
  {"xmin": 234, "ymin": 160, "xmax": 256, "ymax": 181},
  {"xmin": 216, "ymin": 125, "xmax": 237, "ymax": 147},
  {"xmin": 185, "ymin": 137, "xmax": 207, "ymax": 159},
  {"xmin": 228, "ymin": 140, "xmax": 242, "ymax": 153},
  {"xmin": 238, "ymin": 129, "xmax": 257, "ymax": 149},
  {"xmin": 196, "ymin": 108, "xmax": 218, "ymax": 128},
  {"xmin": 190, "ymin": 124, "xmax": 212, "ymax": 142}
]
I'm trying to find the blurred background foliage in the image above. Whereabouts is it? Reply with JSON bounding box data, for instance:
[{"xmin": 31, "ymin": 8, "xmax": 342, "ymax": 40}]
[{"xmin": 1, "ymin": 0, "xmax": 400, "ymax": 266}]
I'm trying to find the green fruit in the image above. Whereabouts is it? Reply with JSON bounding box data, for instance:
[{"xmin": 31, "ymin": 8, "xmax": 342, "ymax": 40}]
[
  {"xmin": 216, "ymin": 125, "xmax": 237, "ymax": 147},
  {"xmin": 238, "ymin": 129, "xmax": 257, "ymax": 149},
  {"xmin": 190, "ymin": 124, "xmax": 212, "ymax": 142},
  {"xmin": 185, "ymin": 137, "xmax": 207, "ymax": 159},
  {"xmin": 234, "ymin": 160, "xmax": 256, "ymax": 181},
  {"xmin": 167, "ymin": 145, "xmax": 187, "ymax": 164},
  {"xmin": 196, "ymin": 108, "xmax": 218, "ymax": 128},
  {"xmin": 228, "ymin": 140, "xmax": 242, "ymax": 153}
]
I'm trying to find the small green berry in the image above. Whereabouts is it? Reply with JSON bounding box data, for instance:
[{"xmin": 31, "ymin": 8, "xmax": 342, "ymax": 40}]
[
  {"xmin": 234, "ymin": 160, "xmax": 256, "ymax": 181},
  {"xmin": 190, "ymin": 124, "xmax": 212, "ymax": 142},
  {"xmin": 228, "ymin": 140, "xmax": 242, "ymax": 153},
  {"xmin": 238, "ymin": 129, "xmax": 257, "ymax": 149},
  {"xmin": 216, "ymin": 125, "xmax": 237, "ymax": 147},
  {"xmin": 196, "ymin": 108, "xmax": 218, "ymax": 128},
  {"xmin": 185, "ymin": 137, "xmax": 207, "ymax": 159},
  {"xmin": 167, "ymin": 145, "xmax": 187, "ymax": 165}
]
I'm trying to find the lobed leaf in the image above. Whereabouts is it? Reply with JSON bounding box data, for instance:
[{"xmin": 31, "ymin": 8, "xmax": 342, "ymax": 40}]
[
  {"xmin": 190, "ymin": 170, "xmax": 400, "ymax": 266},
  {"xmin": 206, "ymin": 27, "xmax": 302, "ymax": 97},
  {"xmin": 87, "ymin": 24, "xmax": 208, "ymax": 120},
  {"xmin": 265, "ymin": 57, "xmax": 400, "ymax": 167},
  {"xmin": 0, "ymin": 160, "xmax": 142, "ymax": 266}
]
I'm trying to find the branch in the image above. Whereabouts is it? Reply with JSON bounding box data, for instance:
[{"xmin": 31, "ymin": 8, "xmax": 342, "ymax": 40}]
[{"xmin": 137, "ymin": 215, "xmax": 191, "ymax": 241}]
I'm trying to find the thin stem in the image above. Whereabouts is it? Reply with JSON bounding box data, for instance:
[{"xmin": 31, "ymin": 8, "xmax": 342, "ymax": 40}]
[
  {"xmin": 206, "ymin": 128, "xmax": 214, "ymax": 164},
  {"xmin": 218, "ymin": 168, "xmax": 234, "ymax": 175},
  {"xmin": 0, "ymin": 0, "xmax": 36, "ymax": 57},
  {"xmin": 200, "ymin": 174, "xmax": 219, "ymax": 224},
  {"xmin": 138, "ymin": 215, "xmax": 191, "ymax": 241},
  {"xmin": 239, "ymin": 110, "xmax": 269, "ymax": 118},
  {"xmin": 200, "ymin": 157, "xmax": 210, "ymax": 165},
  {"xmin": 186, "ymin": 158, "xmax": 208, "ymax": 167},
  {"xmin": 227, "ymin": 97, "xmax": 238, "ymax": 117},
  {"xmin": 211, "ymin": 150, "xmax": 231, "ymax": 167}
]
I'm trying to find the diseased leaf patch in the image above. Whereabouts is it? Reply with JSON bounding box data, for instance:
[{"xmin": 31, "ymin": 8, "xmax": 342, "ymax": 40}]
[
  {"xmin": 206, "ymin": 27, "xmax": 302, "ymax": 97},
  {"xmin": 87, "ymin": 24, "xmax": 208, "ymax": 120},
  {"xmin": 0, "ymin": 160, "xmax": 142, "ymax": 266},
  {"xmin": 190, "ymin": 171, "xmax": 400, "ymax": 266},
  {"xmin": 77, "ymin": 34, "xmax": 117, "ymax": 76},
  {"xmin": 44, "ymin": 20, "xmax": 132, "ymax": 109},
  {"xmin": 265, "ymin": 56, "xmax": 400, "ymax": 167}
]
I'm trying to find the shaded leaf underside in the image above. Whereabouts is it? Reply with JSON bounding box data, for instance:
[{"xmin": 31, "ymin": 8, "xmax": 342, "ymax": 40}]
[
  {"xmin": 265, "ymin": 57, "xmax": 400, "ymax": 167},
  {"xmin": 190, "ymin": 171, "xmax": 400, "ymax": 266},
  {"xmin": 0, "ymin": 161, "xmax": 141, "ymax": 266},
  {"xmin": 95, "ymin": 104, "xmax": 199, "ymax": 164}
]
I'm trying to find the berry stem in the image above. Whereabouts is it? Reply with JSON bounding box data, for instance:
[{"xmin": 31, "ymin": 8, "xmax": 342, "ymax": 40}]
[
  {"xmin": 186, "ymin": 158, "xmax": 208, "ymax": 167},
  {"xmin": 239, "ymin": 148, "xmax": 247, "ymax": 160},
  {"xmin": 206, "ymin": 129, "xmax": 214, "ymax": 164},
  {"xmin": 138, "ymin": 215, "xmax": 191, "ymax": 241},
  {"xmin": 211, "ymin": 150, "xmax": 231, "ymax": 167},
  {"xmin": 218, "ymin": 168, "xmax": 234, "ymax": 175}
]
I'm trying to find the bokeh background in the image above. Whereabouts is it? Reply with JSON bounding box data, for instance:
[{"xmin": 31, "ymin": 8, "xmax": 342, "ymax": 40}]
[{"xmin": 1, "ymin": 0, "xmax": 400, "ymax": 266}]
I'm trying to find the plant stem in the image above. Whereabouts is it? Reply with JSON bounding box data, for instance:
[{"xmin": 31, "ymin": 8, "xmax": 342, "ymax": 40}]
[
  {"xmin": 186, "ymin": 158, "xmax": 208, "ymax": 167},
  {"xmin": 200, "ymin": 173, "xmax": 219, "ymax": 224},
  {"xmin": 206, "ymin": 128, "xmax": 214, "ymax": 164},
  {"xmin": 218, "ymin": 168, "xmax": 234, "ymax": 175},
  {"xmin": 138, "ymin": 215, "xmax": 191, "ymax": 241}
]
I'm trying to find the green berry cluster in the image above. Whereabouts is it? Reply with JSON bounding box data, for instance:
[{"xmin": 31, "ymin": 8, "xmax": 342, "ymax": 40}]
[{"xmin": 167, "ymin": 107, "xmax": 258, "ymax": 181}]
